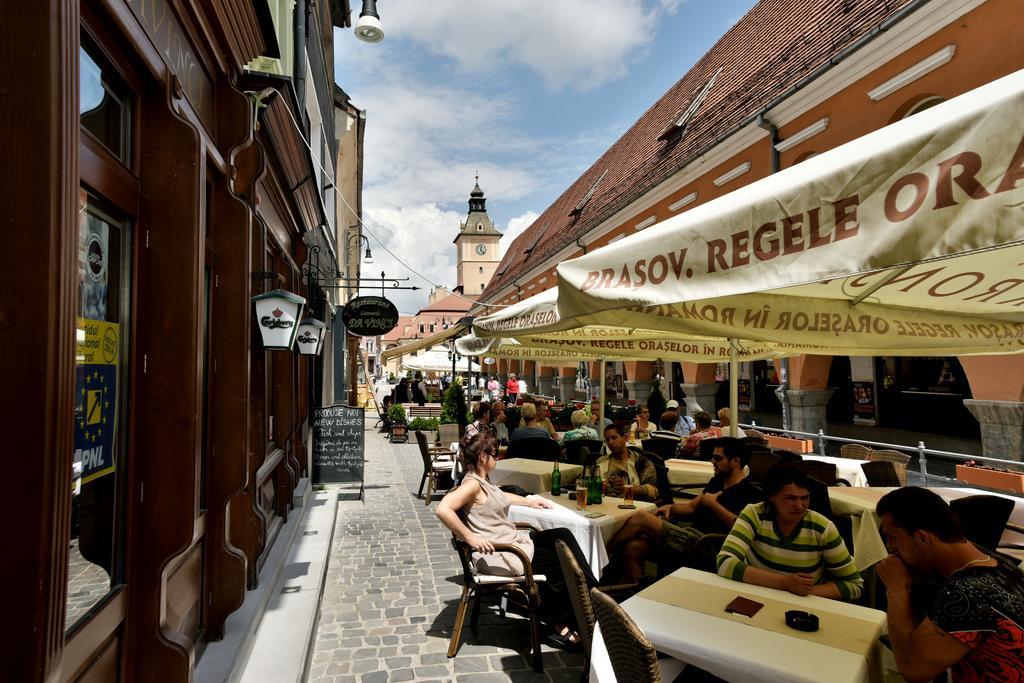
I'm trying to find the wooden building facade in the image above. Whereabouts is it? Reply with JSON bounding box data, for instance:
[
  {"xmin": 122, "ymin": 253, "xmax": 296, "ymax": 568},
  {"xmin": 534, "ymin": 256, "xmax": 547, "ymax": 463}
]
[{"xmin": 3, "ymin": 0, "xmax": 352, "ymax": 680}]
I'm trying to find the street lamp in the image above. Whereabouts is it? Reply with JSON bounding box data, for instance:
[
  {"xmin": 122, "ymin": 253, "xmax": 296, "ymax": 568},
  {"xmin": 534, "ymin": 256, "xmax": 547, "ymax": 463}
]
[
  {"xmin": 348, "ymin": 232, "xmax": 373, "ymax": 265},
  {"xmin": 354, "ymin": 0, "xmax": 384, "ymax": 43}
]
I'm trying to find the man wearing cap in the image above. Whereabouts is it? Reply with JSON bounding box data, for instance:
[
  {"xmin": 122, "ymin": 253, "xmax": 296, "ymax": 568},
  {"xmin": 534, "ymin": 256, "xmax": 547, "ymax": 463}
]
[{"xmin": 666, "ymin": 399, "xmax": 696, "ymax": 436}]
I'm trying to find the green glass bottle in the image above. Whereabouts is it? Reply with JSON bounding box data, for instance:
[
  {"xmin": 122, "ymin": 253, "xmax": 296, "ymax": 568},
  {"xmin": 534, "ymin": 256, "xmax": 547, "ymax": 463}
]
[
  {"xmin": 589, "ymin": 465, "xmax": 603, "ymax": 505},
  {"xmin": 550, "ymin": 459, "xmax": 561, "ymax": 496}
]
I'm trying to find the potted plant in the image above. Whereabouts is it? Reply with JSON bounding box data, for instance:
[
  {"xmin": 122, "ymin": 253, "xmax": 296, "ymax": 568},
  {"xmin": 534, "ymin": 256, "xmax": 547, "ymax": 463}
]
[
  {"xmin": 388, "ymin": 403, "xmax": 408, "ymax": 443},
  {"xmin": 440, "ymin": 377, "xmax": 469, "ymax": 432},
  {"xmin": 409, "ymin": 417, "xmax": 440, "ymax": 444}
]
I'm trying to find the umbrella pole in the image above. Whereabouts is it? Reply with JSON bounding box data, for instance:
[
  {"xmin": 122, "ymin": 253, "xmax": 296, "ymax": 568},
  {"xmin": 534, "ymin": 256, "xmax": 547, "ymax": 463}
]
[
  {"xmin": 599, "ymin": 358, "xmax": 607, "ymax": 430},
  {"xmin": 729, "ymin": 339, "xmax": 739, "ymax": 438}
]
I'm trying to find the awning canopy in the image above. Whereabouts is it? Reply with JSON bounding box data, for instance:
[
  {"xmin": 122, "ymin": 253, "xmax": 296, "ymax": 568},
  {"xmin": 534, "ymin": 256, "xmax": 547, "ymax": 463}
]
[
  {"xmin": 463, "ymin": 290, "xmax": 788, "ymax": 362},
  {"xmin": 400, "ymin": 346, "xmax": 481, "ymax": 373},
  {"xmin": 552, "ymin": 69, "xmax": 1024, "ymax": 356},
  {"xmin": 381, "ymin": 322, "xmax": 467, "ymax": 363}
]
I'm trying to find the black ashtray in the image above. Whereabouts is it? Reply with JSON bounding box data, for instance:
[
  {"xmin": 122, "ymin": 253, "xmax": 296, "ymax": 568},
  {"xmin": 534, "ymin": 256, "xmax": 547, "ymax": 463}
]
[{"xmin": 785, "ymin": 610, "xmax": 819, "ymax": 632}]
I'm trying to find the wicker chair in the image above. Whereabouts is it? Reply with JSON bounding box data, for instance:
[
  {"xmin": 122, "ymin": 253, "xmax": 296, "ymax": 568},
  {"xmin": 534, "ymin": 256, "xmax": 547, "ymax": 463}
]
[
  {"xmin": 840, "ymin": 443, "xmax": 872, "ymax": 460},
  {"xmin": 449, "ymin": 524, "xmax": 547, "ymax": 671},
  {"xmin": 745, "ymin": 429, "xmax": 766, "ymax": 441},
  {"xmin": 861, "ymin": 460, "xmax": 902, "ymax": 487},
  {"xmin": 591, "ymin": 589, "xmax": 669, "ymax": 683},
  {"xmin": 869, "ymin": 450, "xmax": 911, "ymax": 486},
  {"xmin": 415, "ymin": 431, "xmax": 455, "ymax": 504},
  {"xmin": 438, "ymin": 422, "xmax": 462, "ymax": 448}
]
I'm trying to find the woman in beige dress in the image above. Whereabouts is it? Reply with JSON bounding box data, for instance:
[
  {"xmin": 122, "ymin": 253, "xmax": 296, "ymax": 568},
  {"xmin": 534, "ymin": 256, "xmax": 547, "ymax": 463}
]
[{"xmin": 436, "ymin": 432, "xmax": 597, "ymax": 647}]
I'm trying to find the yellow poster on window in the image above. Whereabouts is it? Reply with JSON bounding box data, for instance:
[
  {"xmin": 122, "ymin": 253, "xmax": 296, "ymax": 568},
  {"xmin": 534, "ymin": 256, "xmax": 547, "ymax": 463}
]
[{"xmin": 75, "ymin": 318, "xmax": 119, "ymax": 484}]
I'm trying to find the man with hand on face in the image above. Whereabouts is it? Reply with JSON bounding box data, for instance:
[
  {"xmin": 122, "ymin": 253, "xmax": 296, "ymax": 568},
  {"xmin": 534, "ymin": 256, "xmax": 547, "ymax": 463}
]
[
  {"xmin": 604, "ymin": 437, "xmax": 761, "ymax": 581},
  {"xmin": 876, "ymin": 487, "xmax": 1024, "ymax": 683},
  {"xmin": 596, "ymin": 424, "xmax": 658, "ymax": 502}
]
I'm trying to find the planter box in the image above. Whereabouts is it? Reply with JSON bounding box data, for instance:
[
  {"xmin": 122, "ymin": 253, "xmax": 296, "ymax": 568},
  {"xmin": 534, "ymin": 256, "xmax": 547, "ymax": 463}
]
[
  {"xmin": 389, "ymin": 423, "xmax": 409, "ymax": 444},
  {"xmin": 765, "ymin": 435, "xmax": 814, "ymax": 453},
  {"xmin": 956, "ymin": 464, "xmax": 1024, "ymax": 493}
]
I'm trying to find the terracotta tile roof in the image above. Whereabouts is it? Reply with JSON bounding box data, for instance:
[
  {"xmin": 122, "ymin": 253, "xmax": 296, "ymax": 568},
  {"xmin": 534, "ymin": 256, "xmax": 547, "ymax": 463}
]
[
  {"xmin": 381, "ymin": 315, "xmax": 416, "ymax": 342},
  {"xmin": 482, "ymin": 0, "xmax": 916, "ymax": 299},
  {"xmin": 418, "ymin": 293, "xmax": 475, "ymax": 313}
]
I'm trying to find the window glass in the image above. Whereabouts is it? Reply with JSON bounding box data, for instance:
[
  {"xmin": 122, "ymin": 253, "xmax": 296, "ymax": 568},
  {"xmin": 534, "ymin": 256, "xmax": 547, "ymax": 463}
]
[
  {"xmin": 68, "ymin": 198, "xmax": 131, "ymax": 631},
  {"xmin": 80, "ymin": 36, "xmax": 132, "ymax": 163}
]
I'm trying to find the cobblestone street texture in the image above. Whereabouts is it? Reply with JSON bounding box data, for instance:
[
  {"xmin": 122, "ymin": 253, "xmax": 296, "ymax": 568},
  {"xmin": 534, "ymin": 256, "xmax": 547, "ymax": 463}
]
[
  {"xmin": 309, "ymin": 419, "xmax": 587, "ymax": 682},
  {"xmin": 65, "ymin": 538, "xmax": 111, "ymax": 628}
]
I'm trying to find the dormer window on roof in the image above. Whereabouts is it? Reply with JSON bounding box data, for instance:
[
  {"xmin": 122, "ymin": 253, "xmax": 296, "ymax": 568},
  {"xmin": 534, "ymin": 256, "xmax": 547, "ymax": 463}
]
[
  {"xmin": 658, "ymin": 67, "xmax": 722, "ymax": 141},
  {"xmin": 570, "ymin": 169, "xmax": 607, "ymax": 216},
  {"xmin": 523, "ymin": 223, "xmax": 549, "ymax": 255}
]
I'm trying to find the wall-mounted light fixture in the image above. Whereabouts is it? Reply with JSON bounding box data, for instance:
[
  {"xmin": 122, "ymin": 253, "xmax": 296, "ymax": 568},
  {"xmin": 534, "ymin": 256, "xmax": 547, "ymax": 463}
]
[
  {"xmin": 349, "ymin": 232, "xmax": 373, "ymax": 264},
  {"xmin": 355, "ymin": 0, "xmax": 384, "ymax": 43},
  {"xmin": 295, "ymin": 317, "xmax": 327, "ymax": 355},
  {"xmin": 252, "ymin": 289, "xmax": 306, "ymax": 350}
]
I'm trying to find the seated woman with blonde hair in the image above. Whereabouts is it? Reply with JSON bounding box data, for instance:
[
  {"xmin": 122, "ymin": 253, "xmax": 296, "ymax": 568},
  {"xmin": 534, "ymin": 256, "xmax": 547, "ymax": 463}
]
[
  {"xmin": 436, "ymin": 432, "xmax": 596, "ymax": 647},
  {"xmin": 560, "ymin": 409, "xmax": 599, "ymax": 445}
]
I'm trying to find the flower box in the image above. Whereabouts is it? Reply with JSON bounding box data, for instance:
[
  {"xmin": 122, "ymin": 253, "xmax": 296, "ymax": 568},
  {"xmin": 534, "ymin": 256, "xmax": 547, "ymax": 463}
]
[
  {"xmin": 955, "ymin": 464, "xmax": 1024, "ymax": 494},
  {"xmin": 765, "ymin": 435, "xmax": 815, "ymax": 453}
]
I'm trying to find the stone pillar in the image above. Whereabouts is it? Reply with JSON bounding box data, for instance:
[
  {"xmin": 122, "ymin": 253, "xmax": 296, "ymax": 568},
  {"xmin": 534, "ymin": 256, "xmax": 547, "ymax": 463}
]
[
  {"xmin": 963, "ymin": 400, "xmax": 1024, "ymax": 465},
  {"xmin": 680, "ymin": 383, "xmax": 718, "ymax": 414},
  {"xmin": 625, "ymin": 361, "xmax": 655, "ymax": 405},
  {"xmin": 786, "ymin": 389, "xmax": 835, "ymax": 435}
]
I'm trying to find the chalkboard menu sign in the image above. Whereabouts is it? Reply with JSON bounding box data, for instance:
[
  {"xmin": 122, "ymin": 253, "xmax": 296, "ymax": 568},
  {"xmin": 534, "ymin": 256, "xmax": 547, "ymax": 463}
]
[{"xmin": 313, "ymin": 404, "xmax": 365, "ymax": 487}]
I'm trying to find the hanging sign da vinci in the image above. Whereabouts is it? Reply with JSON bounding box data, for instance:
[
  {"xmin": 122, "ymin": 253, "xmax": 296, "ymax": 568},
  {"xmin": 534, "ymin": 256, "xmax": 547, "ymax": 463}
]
[{"xmin": 342, "ymin": 296, "xmax": 399, "ymax": 336}]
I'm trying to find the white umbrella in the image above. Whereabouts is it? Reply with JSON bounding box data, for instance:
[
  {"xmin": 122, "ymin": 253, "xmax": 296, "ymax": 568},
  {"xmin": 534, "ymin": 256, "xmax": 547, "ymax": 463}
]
[{"xmin": 401, "ymin": 346, "xmax": 481, "ymax": 374}]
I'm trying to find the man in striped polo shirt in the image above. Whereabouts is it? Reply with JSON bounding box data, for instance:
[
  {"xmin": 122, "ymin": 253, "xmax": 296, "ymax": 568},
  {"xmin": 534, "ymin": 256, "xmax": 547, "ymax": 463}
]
[{"xmin": 717, "ymin": 465, "xmax": 862, "ymax": 601}]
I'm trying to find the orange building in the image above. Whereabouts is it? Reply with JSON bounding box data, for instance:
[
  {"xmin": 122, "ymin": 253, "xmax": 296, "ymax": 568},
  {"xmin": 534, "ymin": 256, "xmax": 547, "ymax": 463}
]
[{"xmin": 476, "ymin": 0, "xmax": 1024, "ymax": 459}]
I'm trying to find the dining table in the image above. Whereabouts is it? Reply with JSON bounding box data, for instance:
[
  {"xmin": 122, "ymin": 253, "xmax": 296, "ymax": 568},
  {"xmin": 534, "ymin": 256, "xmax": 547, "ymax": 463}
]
[
  {"xmin": 489, "ymin": 458, "xmax": 583, "ymax": 494},
  {"xmin": 590, "ymin": 567, "xmax": 891, "ymax": 683},
  {"xmin": 508, "ymin": 492, "xmax": 655, "ymax": 575},
  {"xmin": 828, "ymin": 485, "xmax": 1024, "ymax": 570}
]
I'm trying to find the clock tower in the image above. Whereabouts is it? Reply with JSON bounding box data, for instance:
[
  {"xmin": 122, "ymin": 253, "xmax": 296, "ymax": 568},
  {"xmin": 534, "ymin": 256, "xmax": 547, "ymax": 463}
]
[{"xmin": 453, "ymin": 175, "xmax": 502, "ymax": 295}]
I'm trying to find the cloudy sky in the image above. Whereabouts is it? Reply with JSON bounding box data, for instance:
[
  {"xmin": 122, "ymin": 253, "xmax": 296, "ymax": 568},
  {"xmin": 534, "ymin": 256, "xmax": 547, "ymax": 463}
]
[{"xmin": 332, "ymin": 0, "xmax": 758, "ymax": 315}]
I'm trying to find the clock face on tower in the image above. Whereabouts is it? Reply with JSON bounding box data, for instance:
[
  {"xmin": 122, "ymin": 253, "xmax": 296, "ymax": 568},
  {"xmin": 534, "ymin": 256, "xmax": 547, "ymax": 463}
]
[{"xmin": 475, "ymin": 244, "xmax": 487, "ymax": 255}]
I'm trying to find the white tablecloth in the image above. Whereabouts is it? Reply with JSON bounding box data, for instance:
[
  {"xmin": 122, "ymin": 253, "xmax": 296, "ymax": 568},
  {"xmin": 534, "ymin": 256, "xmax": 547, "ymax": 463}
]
[
  {"xmin": 509, "ymin": 493, "xmax": 655, "ymax": 576},
  {"xmin": 665, "ymin": 459, "xmax": 715, "ymax": 488},
  {"xmin": 490, "ymin": 458, "xmax": 582, "ymax": 494},
  {"xmin": 591, "ymin": 567, "xmax": 890, "ymax": 683},
  {"xmin": 804, "ymin": 455, "xmax": 869, "ymax": 487}
]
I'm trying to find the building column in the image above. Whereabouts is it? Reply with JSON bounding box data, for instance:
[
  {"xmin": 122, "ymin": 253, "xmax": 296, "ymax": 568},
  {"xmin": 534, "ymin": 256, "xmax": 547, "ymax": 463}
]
[
  {"xmin": 963, "ymin": 401, "xmax": 1024, "ymax": 465},
  {"xmin": 679, "ymin": 362, "xmax": 718, "ymax": 414},
  {"xmin": 960, "ymin": 355, "xmax": 1024, "ymax": 464},
  {"xmin": 522, "ymin": 360, "xmax": 536, "ymax": 395},
  {"xmin": 624, "ymin": 361, "xmax": 655, "ymax": 405},
  {"xmin": 778, "ymin": 355, "xmax": 834, "ymax": 433},
  {"xmin": 537, "ymin": 365, "xmax": 556, "ymax": 396},
  {"xmin": 557, "ymin": 366, "xmax": 576, "ymax": 403},
  {"xmin": 787, "ymin": 389, "xmax": 835, "ymax": 434}
]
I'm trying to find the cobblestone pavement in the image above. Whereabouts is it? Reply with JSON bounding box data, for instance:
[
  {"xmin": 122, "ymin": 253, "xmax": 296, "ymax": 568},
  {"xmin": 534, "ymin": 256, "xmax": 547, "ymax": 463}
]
[
  {"xmin": 65, "ymin": 538, "xmax": 111, "ymax": 628},
  {"xmin": 308, "ymin": 421, "xmax": 585, "ymax": 683}
]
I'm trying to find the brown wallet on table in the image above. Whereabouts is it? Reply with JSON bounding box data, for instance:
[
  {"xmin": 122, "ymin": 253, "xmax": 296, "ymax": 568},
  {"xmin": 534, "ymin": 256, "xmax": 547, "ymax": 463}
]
[{"xmin": 724, "ymin": 596, "xmax": 764, "ymax": 618}]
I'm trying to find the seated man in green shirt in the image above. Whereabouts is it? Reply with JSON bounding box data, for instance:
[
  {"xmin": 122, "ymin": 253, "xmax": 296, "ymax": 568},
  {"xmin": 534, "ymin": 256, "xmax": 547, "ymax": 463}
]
[
  {"xmin": 605, "ymin": 437, "xmax": 761, "ymax": 581},
  {"xmin": 717, "ymin": 464, "xmax": 863, "ymax": 601}
]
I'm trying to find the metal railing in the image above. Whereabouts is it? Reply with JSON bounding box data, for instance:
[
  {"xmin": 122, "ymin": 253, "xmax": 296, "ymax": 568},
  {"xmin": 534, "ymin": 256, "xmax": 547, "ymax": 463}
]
[{"xmin": 740, "ymin": 420, "xmax": 1024, "ymax": 492}]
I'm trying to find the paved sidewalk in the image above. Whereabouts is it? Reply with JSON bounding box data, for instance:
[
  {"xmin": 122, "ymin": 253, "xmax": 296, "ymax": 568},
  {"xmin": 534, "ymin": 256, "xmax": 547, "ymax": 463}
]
[{"xmin": 308, "ymin": 420, "xmax": 584, "ymax": 682}]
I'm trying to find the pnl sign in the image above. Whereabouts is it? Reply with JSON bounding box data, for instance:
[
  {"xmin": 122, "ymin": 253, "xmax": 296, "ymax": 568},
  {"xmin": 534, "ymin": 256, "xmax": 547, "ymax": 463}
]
[{"xmin": 75, "ymin": 318, "xmax": 119, "ymax": 483}]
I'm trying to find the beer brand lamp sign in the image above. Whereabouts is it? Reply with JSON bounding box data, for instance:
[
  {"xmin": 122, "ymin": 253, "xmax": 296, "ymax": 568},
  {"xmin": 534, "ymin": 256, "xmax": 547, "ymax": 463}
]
[
  {"xmin": 252, "ymin": 289, "xmax": 306, "ymax": 350},
  {"xmin": 295, "ymin": 318, "xmax": 327, "ymax": 355},
  {"xmin": 342, "ymin": 295, "xmax": 399, "ymax": 336}
]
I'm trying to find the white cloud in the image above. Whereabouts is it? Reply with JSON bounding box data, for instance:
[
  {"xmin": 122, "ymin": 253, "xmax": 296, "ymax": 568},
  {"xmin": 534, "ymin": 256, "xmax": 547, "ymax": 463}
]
[
  {"xmin": 381, "ymin": 0, "xmax": 683, "ymax": 92},
  {"xmin": 358, "ymin": 202, "xmax": 463, "ymax": 314},
  {"xmin": 500, "ymin": 211, "xmax": 541, "ymax": 257}
]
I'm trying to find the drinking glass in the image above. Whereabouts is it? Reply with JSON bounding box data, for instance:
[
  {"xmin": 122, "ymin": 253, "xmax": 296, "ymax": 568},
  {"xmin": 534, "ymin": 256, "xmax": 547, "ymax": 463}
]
[
  {"xmin": 576, "ymin": 480, "xmax": 589, "ymax": 510},
  {"xmin": 622, "ymin": 482, "xmax": 635, "ymax": 506}
]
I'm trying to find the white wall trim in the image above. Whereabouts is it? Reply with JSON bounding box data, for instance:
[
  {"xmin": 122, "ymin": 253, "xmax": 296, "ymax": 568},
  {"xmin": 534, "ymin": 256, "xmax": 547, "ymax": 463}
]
[
  {"xmin": 667, "ymin": 191, "xmax": 698, "ymax": 212},
  {"xmin": 868, "ymin": 44, "xmax": 957, "ymax": 101},
  {"xmin": 775, "ymin": 117, "xmax": 830, "ymax": 152},
  {"xmin": 712, "ymin": 161, "xmax": 752, "ymax": 187}
]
